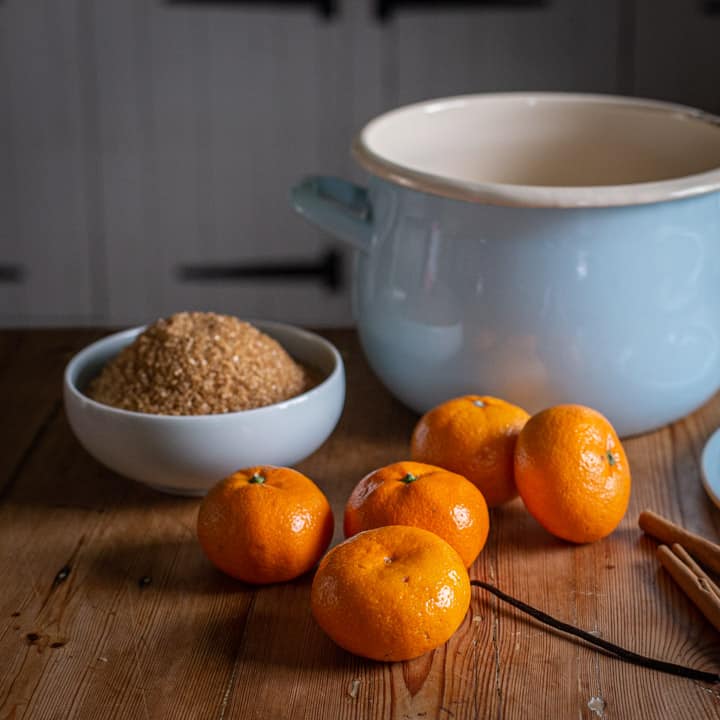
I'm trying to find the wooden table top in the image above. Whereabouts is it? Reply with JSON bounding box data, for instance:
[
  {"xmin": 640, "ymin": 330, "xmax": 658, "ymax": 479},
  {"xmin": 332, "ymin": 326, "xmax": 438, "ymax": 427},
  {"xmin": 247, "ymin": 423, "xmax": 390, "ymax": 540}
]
[{"xmin": 2, "ymin": 328, "xmax": 720, "ymax": 719}]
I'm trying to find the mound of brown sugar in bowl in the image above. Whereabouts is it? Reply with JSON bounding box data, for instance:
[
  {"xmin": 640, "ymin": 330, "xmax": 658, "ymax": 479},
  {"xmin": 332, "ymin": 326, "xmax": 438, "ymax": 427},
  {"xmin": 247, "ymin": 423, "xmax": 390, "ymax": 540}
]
[{"xmin": 88, "ymin": 312, "xmax": 311, "ymax": 415}]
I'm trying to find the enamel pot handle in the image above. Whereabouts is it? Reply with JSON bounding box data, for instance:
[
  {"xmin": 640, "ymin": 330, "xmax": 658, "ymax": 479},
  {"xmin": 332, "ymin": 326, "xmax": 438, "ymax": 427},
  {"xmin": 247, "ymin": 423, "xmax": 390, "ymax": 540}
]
[{"xmin": 291, "ymin": 176, "xmax": 373, "ymax": 253}]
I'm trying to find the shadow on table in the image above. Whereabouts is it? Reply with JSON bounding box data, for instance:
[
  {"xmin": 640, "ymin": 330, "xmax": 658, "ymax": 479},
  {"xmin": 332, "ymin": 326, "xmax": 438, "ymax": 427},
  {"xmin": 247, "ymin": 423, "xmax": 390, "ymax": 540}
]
[
  {"xmin": 483, "ymin": 499, "xmax": 569, "ymax": 557},
  {"xmin": 147, "ymin": 572, "xmax": 365, "ymax": 673},
  {"xmin": 8, "ymin": 413, "xmax": 198, "ymax": 512},
  {"xmin": 85, "ymin": 535, "xmax": 258, "ymax": 598},
  {"xmin": 226, "ymin": 582, "xmax": 354, "ymax": 671}
]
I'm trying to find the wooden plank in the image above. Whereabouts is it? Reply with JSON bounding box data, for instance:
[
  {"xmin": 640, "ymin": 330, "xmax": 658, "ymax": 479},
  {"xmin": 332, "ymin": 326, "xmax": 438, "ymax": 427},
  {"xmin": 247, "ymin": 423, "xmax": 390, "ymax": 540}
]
[
  {"xmin": 93, "ymin": 2, "xmax": 358, "ymax": 329},
  {"xmin": 92, "ymin": 0, "xmax": 156, "ymax": 326},
  {"xmin": 0, "ymin": 330, "xmax": 21, "ymax": 376},
  {"xmin": 0, "ymin": 0, "xmax": 95, "ymax": 324},
  {"xmin": 159, "ymin": 4, "xmax": 354, "ymax": 327},
  {"xmin": 0, "ymin": 329, "xmax": 103, "ymax": 493},
  {"xmin": 0, "ymin": 7, "xmax": 26, "ymax": 322},
  {"xmin": 142, "ymin": 1, "xmax": 206, "ymax": 323},
  {"xmin": 588, "ymin": 420, "xmax": 720, "ymax": 719},
  {"xmin": 0, "ymin": 410, "xmax": 255, "ymax": 720},
  {"xmin": 1, "ymin": 330, "xmax": 720, "ymax": 719},
  {"xmin": 392, "ymin": 0, "xmax": 621, "ymax": 106},
  {"xmin": 635, "ymin": 0, "xmax": 720, "ymax": 113}
]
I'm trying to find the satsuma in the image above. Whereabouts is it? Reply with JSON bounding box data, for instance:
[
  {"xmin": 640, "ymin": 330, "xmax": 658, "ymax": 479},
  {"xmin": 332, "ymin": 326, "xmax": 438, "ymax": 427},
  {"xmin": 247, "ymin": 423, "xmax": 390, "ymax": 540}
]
[
  {"xmin": 514, "ymin": 404, "xmax": 631, "ymax": 543},
  {"xmin": 311, "ymin": 525, "xmax": 471, "ymax": 661},
  {"xmin": 411, "ymin": 395, "xmax": 530, "ymax": 506},
  {"xmin": 197, "ymin": 465, "xmax": 334, "ymax": 584},
  {"xmin": 344, "ymin": 460, "xmax": 489, "ymax": 567}
]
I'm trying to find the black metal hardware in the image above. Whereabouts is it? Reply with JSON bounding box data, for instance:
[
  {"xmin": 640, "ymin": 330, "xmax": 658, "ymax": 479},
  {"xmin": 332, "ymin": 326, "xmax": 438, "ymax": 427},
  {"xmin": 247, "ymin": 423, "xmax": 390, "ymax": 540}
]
[
  {"xmin": 0, "ymin": 265, "xmax": 23, "ymax": 283},
  {"xmin": 166, "ymin": 0, "xmax": 336, "ymax": 19},
  {"xmin": 703, "ymin": 0, "xmax": 720, "ymax": 14},
  {"xmin": 178, "ymin": 248, "xmax": 343, "ymax": 292},
  {"xmin": 376, "ymin": 0, "xmax": 546, "ymax": 21}
]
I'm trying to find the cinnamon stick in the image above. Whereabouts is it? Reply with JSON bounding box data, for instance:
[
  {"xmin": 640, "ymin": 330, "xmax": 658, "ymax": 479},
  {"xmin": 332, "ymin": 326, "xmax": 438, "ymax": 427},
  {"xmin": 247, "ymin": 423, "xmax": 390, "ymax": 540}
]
[
  {"xmin": 639, "ymin": 510, "xmax": 720, "ymax": 575},
  {"xmin": 657, "ymin": 545, "xmax": 720, "ymax": 633},
  {"xmin": 671, "ymin": 544, "xmax": 720, "ymax": 601}
]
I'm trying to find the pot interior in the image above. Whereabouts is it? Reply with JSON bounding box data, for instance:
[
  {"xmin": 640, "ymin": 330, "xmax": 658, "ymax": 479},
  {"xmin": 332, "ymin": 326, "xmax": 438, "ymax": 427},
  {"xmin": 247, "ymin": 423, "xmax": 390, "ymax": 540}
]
[{"xmin": 359, "ymin": 94, "xmax": 720, "ymax": 188}]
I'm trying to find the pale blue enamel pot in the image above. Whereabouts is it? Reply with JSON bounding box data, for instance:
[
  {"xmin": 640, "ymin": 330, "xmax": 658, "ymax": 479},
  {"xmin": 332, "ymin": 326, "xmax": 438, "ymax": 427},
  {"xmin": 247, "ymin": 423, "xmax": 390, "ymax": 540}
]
[{"xmin": 292, "ymin": 93, "xmax": 720, "ymax": 436}]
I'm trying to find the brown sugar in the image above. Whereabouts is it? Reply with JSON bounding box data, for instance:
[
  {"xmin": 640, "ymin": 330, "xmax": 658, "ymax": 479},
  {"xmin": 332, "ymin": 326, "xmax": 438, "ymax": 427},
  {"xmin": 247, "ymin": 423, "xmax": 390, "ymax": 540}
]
[{"xmin": 88, "ymin": 312, "xmax": 312, "ymax": 415}]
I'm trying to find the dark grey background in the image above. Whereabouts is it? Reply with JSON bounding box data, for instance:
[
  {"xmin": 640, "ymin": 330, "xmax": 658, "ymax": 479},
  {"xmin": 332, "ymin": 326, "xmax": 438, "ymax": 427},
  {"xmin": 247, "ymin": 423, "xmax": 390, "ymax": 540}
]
[{"xmin": 1, "ymin": 0, "xmax": 718, "ymax": 327}]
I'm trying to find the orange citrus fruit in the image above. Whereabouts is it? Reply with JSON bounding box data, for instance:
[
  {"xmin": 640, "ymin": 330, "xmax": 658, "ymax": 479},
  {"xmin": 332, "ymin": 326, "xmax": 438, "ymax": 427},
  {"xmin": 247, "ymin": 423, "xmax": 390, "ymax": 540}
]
[
  {"xmin": 410, "ymin": 395, "xmax": 530, "ymax": 507},
  {"xmin": 344, "ymin": 461, "xmax": 489, "ymax": 567},
  {"xmin": 197, "ymin": 465, "xmax": 334, "ymax": 584},
  {"xmin": 514, "ymin": 404, "xmax": 631, "ymax": 543},
  {"xmin": 311, "ymin": 525, "xmax": 470, "ymax": 661}
]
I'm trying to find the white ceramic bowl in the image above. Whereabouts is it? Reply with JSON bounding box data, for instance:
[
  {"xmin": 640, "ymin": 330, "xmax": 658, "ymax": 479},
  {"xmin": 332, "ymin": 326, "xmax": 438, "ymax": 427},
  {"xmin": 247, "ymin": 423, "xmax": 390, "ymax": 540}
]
[{"xmin": 63, "ymin": 321, "xmax": 345, "ymax": 496}]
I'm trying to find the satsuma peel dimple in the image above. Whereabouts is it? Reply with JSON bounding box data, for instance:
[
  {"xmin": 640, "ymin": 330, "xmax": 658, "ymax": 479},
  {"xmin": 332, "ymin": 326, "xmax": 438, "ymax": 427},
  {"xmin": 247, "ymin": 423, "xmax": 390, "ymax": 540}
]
[{"xmin": 344, "ymin": 460, "xmax": 489, "ymax": 567}]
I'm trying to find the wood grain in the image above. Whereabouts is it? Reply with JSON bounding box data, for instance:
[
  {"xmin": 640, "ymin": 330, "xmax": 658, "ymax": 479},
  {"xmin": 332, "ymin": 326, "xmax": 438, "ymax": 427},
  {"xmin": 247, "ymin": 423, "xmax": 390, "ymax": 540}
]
[
  {"xmin": 1, "ymin": 329, "xmax": 720, "ymax": 719},
  {"xmin": 392, "ymin": 0, "xmax": 620, "ymax": 107},
  {"xmin": 0, "ymin": 329, "xmax": 102, "ymax": 492},
  {"xmin": 0, "ymin": 0, "xmax": 96, "ymax": 324}
]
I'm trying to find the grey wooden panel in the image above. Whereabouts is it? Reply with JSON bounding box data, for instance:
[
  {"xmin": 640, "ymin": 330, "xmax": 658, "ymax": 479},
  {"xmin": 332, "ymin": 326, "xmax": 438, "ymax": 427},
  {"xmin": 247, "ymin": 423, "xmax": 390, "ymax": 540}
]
[
  {"xmin": 635, "ymin": 0, "xmax": 720, "ymax": 113},
  {"xmin": 143, "ymin": 3, "xmax": 206, "ymax": 316},
  {"xmin": 0, "ymin": 3, "xmax": 25, "ymax": 318},
  {"xmin": 162, "ymin": 5, "xmax": 350, "ymax": 324},
  {"xmin": 95, "ymin": 1, "xmax": 358, "ymax": 327},
  {"xmin": 92, "ymin": 0, "xmax": 156, "ymax": 324},
  {"xmin": 390, "ymin": 0, "xmax": 621, "ymax": 106},
  {"xmin": 0, "ymin": 0, "xmax": 94, "ymax": 324},
  {"xmin": 316, "ymin": 0, "xmax": 391, "ymax": 184},
  {"xmin": 205, "ymin": 8, "xmax": 318, "ymax": 257}
]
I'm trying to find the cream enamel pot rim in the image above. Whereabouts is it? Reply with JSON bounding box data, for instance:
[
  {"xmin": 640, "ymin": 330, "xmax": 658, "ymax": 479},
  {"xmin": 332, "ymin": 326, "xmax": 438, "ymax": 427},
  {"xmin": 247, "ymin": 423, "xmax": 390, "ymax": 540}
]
[
  {"xmin": 351, "ymin": 92, "xmax": 720, "ymax": 209},
  {"xmin": 291, "ymin": 92, "xmax": 720, "ymax": 437}
]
